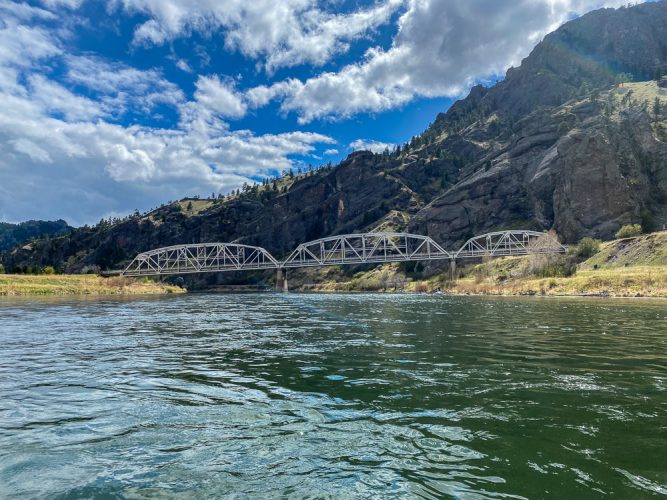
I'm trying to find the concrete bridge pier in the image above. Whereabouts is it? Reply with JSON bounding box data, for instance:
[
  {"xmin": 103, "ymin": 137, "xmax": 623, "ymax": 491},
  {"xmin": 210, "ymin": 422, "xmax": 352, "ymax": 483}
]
[
  {"xmin": 276, "ymin": 268, "xmax": 288, "ymax": 292},
  {"xmin": 449, "ymin": 259, "xmax": 457, "ymax": 281}
]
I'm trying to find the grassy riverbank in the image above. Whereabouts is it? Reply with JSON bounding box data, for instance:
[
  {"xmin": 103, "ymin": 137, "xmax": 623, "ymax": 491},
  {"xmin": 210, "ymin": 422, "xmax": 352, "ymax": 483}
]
[
  {"xmin": 293, "ymin": 231, "xmax": 667, "ymax": 297},
  {"xmin": 443, "ymin": 264, "xmax": 667, "ymax": 297},
  {"xmin": 0, "ymin": 274, "xmax": 184, "ymax": 296}
]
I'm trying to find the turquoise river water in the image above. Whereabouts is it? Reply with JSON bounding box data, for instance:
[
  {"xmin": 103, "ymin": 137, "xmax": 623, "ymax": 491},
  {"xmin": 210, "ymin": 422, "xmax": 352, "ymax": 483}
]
[{"xmin": 0, "ymin": 293, "xmax": 666, "ymax": 498}]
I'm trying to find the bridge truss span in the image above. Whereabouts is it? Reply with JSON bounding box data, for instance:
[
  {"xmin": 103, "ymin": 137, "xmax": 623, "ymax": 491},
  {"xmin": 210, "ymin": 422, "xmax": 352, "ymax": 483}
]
[
  {"xmin": 282, "ymin": 232, "xmax": 452, "ymax": 268},
  {"xmin": 454, "ymin": 230, "xmax": 567, "ymax": 259},
  {"xmin": 121, "ymin": 243, "xmax": 280, "ymax": 277},
  {"xmin": 119, "ymin": 229, "xmax": 567, "ymax": 277}
]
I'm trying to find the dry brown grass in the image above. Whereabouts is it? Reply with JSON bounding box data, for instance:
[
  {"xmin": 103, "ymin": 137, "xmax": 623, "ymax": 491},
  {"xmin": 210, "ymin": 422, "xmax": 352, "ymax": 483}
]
[
  {"xmin": 449, "ymin": 266, "xmax": 667, "ymax": 297},
  {"xmin": 178, "ymin": 199, "xmax": 214, "ymax": 216},
  {"xmin": 0, "ymin": 274, "xmax": 185, "ymax": 296}
]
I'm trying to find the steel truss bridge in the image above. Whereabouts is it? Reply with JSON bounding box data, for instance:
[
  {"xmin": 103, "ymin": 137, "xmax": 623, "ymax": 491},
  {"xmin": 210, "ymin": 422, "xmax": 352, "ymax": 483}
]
[{"xmin": 121, "ymin": 230, "xmax": 566, "ymax": 278}]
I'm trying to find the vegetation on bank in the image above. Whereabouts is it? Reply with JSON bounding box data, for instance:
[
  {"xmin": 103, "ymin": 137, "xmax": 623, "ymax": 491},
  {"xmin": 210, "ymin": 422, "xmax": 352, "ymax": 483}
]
[
  {"xmin": 0, "ymin": 274, "xmax": 184, "ymax": 296},
  {"xmin": 292, "ymin": 231, "xmax": 667, "ymax": 297}
]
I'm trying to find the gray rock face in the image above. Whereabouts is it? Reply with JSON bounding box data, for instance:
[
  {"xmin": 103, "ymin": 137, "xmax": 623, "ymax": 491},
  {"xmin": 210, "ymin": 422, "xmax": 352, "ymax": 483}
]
[{"xmin": 413, "ymin": 89, "xmax": 667, "ymax": 243}]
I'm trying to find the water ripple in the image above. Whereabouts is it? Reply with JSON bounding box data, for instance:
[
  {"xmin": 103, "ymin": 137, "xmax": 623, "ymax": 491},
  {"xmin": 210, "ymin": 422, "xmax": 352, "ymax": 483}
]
[{"xmin": 0, "ymin": 294, "xmax": 665, "ymax": 498}]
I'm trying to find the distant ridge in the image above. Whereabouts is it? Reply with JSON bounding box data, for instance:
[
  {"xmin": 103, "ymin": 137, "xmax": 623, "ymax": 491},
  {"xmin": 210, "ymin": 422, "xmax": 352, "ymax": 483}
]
[{"xmin": 0, "ymin": 220, "xmax": 71, "ymax": 252}]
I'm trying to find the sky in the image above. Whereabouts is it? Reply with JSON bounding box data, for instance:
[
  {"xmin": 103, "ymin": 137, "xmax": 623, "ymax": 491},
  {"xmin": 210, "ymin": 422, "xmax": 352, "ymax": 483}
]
[{"xmin": 0, "ymin": 0, "xmax": 631, "ymax": 226}]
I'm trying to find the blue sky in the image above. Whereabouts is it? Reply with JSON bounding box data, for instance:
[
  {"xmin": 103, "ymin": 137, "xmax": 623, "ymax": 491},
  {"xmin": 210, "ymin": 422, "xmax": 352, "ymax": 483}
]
[{"xmin": 0, "ymin": 0, "xmax": 629, "ymax": 225}]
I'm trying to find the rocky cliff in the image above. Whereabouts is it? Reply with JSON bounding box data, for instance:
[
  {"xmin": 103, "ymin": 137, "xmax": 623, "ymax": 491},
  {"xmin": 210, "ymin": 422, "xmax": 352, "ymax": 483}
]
[
  {"xmin": 412, "ymin": 81, "xmax": 667, "ymax": 243},
  {"xmin": 4, "ymin": 1, "xmax": 667, "ymax": 274}
]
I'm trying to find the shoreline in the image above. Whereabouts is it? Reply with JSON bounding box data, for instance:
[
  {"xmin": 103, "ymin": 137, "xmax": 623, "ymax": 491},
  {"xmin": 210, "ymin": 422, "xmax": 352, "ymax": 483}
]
[{"xmin": 284, "ymin": 288, "xmax": 667, "ymax": 299}]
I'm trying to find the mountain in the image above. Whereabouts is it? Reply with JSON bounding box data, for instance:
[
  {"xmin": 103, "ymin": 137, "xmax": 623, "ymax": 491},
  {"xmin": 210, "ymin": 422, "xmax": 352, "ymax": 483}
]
[
  {"xmin": 3, "ymin": 1, "xmax": 667, "ymax": 274},
  {"xmin": 0, "ymin": 220, "xmax": 71, "ymax": 253}
]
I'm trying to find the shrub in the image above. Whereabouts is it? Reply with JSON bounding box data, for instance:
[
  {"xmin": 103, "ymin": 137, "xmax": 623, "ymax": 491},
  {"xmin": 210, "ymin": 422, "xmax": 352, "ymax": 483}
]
[
  {"xmin": 615, "ymin": 224, "xmax": 642, "ymax": 239},
  {"xmin": 640, "ymin": 209, "xmax": 656, "ymax": 233},
  {"xmin": 572, "ymin": 237, "xmax": 601, "ymax": 259},
  {"xmin": 43, "ymin": 266, "xmax": 56, "ymax": 275},
  {"xmin": 525, "ymin": 253, "xmax": 577, "ymax": 278},
  {"xmin": 360, "ymin": 277, "xmax": 382, "ymax": 291},
  {"xmin": 0, "ymin": 263, "xmax": 4, "ymax": 274}
]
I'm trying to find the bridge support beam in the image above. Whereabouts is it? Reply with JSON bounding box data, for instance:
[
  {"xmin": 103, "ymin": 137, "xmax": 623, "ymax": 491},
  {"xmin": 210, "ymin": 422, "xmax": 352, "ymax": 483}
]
[
  {"xmin": 449, "ymin": 259, "xmax": 457, "ymax": 281},
  {"xmin": 276, "ymin": 268, "xmax": 288, "ymax": 292}
]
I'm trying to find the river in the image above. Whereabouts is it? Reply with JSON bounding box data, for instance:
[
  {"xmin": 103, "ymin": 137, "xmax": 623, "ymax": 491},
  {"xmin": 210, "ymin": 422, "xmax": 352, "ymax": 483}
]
[{"xmin": 0, "ymin": 293, "xmax": 665, "ymax": 498}]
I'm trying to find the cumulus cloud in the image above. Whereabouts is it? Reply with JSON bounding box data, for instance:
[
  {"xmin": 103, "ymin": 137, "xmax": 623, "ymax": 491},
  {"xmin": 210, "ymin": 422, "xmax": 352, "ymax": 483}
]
[
  {"xmin": 191, "ymin": 75, "xmax": 247, "ymax": 119},
  {"xmin": 0, "ymin": 6, "xmax": 334, "ymax": 225},
  {"xmin": 249, "ymin": 0, "xmax": 628, "ymax": 123},
  {"xmin": 349, "ymin": 139, "xmax": 394, "ymax": 154},
  {"xmin": 115, "ymin": 0, "xmax": 403, "ymax": 72},
  {"xmin": 324, "ymin": 148, "xmax": 339, "ymax": 155}
]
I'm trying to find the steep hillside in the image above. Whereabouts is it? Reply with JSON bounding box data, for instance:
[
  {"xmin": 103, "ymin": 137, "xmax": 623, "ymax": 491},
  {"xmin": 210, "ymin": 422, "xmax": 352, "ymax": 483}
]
[
  {"xmin": 579, "ymin": 230, "xmax": 667, "ymax": 268},
  {"xmin": 411, "ymin": 80, "xmax": 667, "ymax": 243},
  {"xmin": 3, "ymin": 1, "xmax": 667, "ymax": 274}
]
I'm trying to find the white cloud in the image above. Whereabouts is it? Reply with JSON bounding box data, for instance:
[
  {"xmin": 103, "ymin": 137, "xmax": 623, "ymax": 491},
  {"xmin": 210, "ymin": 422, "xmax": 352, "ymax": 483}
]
[
  {"xmin": 115, "ymin": 0, "xmax": 403, "ymax": 71},
  {"xmin": 249, "ymin": 0, "xmax": 629, "ymax": 123},
  {"xmin": 175, "ymin": 58, "xmax": 192, "ymax": 72},
  {"xmin": 191, "ymin": 74, "xmax": 246, "ymax": 119},
  {"xmin": 40, "ymin": 0, "xmax": 84, "ymax": 8},
  {"xmin": 0, "ymin": 8, "xmax": 335, "ymax": 225},
  {"xmin": 324, "ymin": 148, "xmax": 339, "ymax": 155},
  {"xmin": 28, "ymin": 74, "xmax": 103, "ymax": 121},
  {"xmin": 0, "ymin": 17, "xmax": 60, "ymax": 68},
  {"xmin": 65, "ymin": 55, "xmax": 184, "ymax": 116},
  {"xmin": 10, "ymin": 138, "xmax": 53, "ymax": 163},
  {"xmin": 0, "ymin": 1, "xmax": 56, "ymax": 22},
  {"xmin": 349, "ymin": 139, "xmax": 393, "ymax": 154},
  {"xmin": 0, "ymin": 90, "xmax": 334, "ymax": 225}
]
